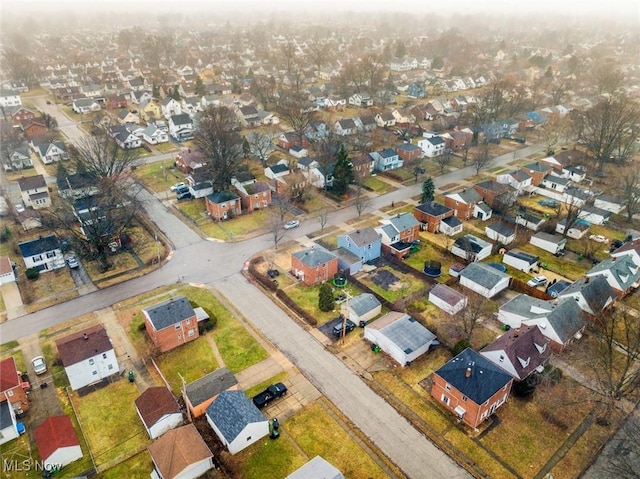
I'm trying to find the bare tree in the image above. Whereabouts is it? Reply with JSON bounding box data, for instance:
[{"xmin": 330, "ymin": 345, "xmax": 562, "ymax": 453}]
[
  {"xmin": 598, "ymin": 415, "xmax": 640, "ymax": 479},
  {"xmin": 316, "ymin": 206, "xmax": 330, "ymax": 230},
  {"xmin": 194, "ymin": 106, "xmax": 244, "ymax": 189},
  {"xmin": 266, "ymin": 209, "xmax": 287, "ymax": 250},
  {"xmin": 620, "ymin": 167, "xmax": 640, "ymax": 223},
  {"xmin": 70, "ymin": 135, "xmax": 140, "ymax": 180},
  {"xmin": 245, "ymin": 132, "xmax": 274, "ymax": 163},
  {"xmin": 435, "ymin": 152, "xmax": 451, "ymax": 174},
  {"xmin": 538, "ymin": 112, "xmax": 570, "ymax": 156},
  {"xmin": 352, "ymin": 181, "xmax": 370, "ymax": 218},
  {"xmin": 0, "ymin": 125, "xmax": 25, "ymax": 170},
  {"xmin": 462, "ymin": 81, "xmax": 506, "ymax": 144},
  {"xmin": 457, "ymin": 291, "xmax": 494, "ymax": 341},
  {"xmin": 276, "ymin": 92, "xmax": 316, "ymax": 146},
  {"xmin": 471, "ymin": 143, "xmax": 493, "ymax": 176},
  {"xmin": 559, "ymin": 192, "xmax": 590, "ymax": 238},
  {"xmin": 1, "ymin": 47, "xmax": 37, "ymax": 85},
  {"xmin": 307, "ymin": 39, "xmax": 331, "ymax": 74},
  {"xmin": 249, "ymin": 75, "xmax": 276, "ymax": 108}
]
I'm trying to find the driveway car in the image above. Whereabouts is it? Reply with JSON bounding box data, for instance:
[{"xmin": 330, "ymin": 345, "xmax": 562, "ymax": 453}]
[
  {"xmin": 170, "ymin": 182, "xmax": 186, "ymax": 192},
  {"xmin": 66, "ymin": 256, "xmax": 79, "ymax": 269},
  {"xmin": 589, "ymin": 234, "xmax": 608, "ymax": 243},
  {"xmin": 284, "ymin": 220, "xmax": 300, "ymax": 230},
  {"xmin": 176, "ymin": 192, "xmax": 193, "ymax": 200},
  {"xmin": 332, "ymin": 318, "xmax": 356, "ymax": 337},
  {"xmin": 527, "ymin": 275, "xmax": 548, "ymax": 288},
  {"xmin": 31, "ymin": 356, "xmax": 47, "ymax": 375},
  {"xmin": 252, "ymin": 383, "xmax": 287, "ymax": 409},
  {"xmin": 15, "ymin": 204, "xmax": 25, "ymax": 213}
]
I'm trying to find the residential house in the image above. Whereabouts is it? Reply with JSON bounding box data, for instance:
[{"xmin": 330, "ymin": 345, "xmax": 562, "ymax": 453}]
[
  {"xmin": 4, "ymin": 105, "xmax": 35, "ymax": 124},
  {"xmin": 343, "ymin": 293, "xmax": 382, "ymax": 325},
  {"xmin": 515, "ymin": 212, "xmax": 546, "ymax": 232},
  {"xmin": 169, "ymin": 114, "xmax": 194, "ymax": 142},
  {"xmin": 116, "ymin": 109, "xmax": 139, "ymax": 125},
  {"xmin": 236, "ymin": 106, "xmax": 261, "ymax": 128},
  {"xmin": 503, "ymin": 250, "xmax": 539, "ymax": 273},
  {"xmin": 356, "ymin": 114, "xmax": 377, "ymax": 131},
  {"xmin": 428, "ymin": 284, "xmax": 467, "ymax": 315},
  {"xmin": 497, "ymin": 295, "xmax": 585, "ymax": 352},
  {"xmin": 375, "ymin": 111, "xmax": 396, "ymax": 128},
  {"xmin": 364, "ymin": 312, "xmax": 437, "ymax": 366},
  {"xmin": 188, "ymin": 179, "xmax": 214, "ymax": 199},
  {"xmin": 459, "ymin": 262, "xmax": 510, "ymax": 298},
  {"xmin": 558, "ymin": 276, "xmax": 615, "ymax": 316},
  {"xmin": 407, "ymin": 82, "xmax": 426, "ymax": 98},
  {"xmin": 140, "ymin": 99, "xmax": 162, "ymax": 122},
  {"xmin": 161, "ymin": 97, "xmax": 182, "ymax": 119},
  {"xmin": 0, "ymin": 256, "xmax": 16, "ymax": 285},
  {"xmin": 431, "ymin": 348, "xmax": 513, "ymax": 429},
  {"xmin": 21, "ymin": 119, "xmax": 48, "ymax": 139},
  {"xmin": 611, "ymin": 238, "xmax": 640, "ymax": 265},
  {"xmin": 106, "ymin": 95, "xmax": 128, "ymax": 109},
  {"xmin": 182, "ymin": 97, "xmax": 202, "ymax": 117},
  {"xmin": 418, "ymin": 136, "xmax": 445, "ymax": 158},
  {"xmin": 277, "ymin": 132, "xmax": 308, "ymax": 150},
  {"xmin": 0, "ymin": 89, "xmax": 21, "ymax": 107},
  {"xmin": 539, "ymin": 149, "xmax": 586, "ymax": 175},
  {"xmin": 286, "ymin": 456, "xmax": 344, "ymax": 479},
  {"xmin": 542, "ymin": 174, "xmax": 570, "ymax": 193},
  {"xmin": 184, "ymin": 368, "xmax": 239, "ymax": 419},
  {"xmin": 55, "ymin": 324, "xmax": 119, "ymax": 391},
  {"xmin": 480, "ymin": 325, "xmax": 551, "ymax": 381},
  {"xmin": 175, "ymin": 149, "xmax": 206, "ymax": 174},
  {"xmin": 130, "ymin": 90, "xmax": 153, "ymax": 105},
  {"xmin": 474, "ymin": 180, "xmax": 516, "ymax": 211},
  {"xmin": 586, "ymin": 256, "xmax": 640, "ymax": 296},
  {"xmin": 376, "ymin": 213, "xmax": 421, "ymax": 259},
  {"xmin": 234, "ymin": 181, "xmax": 271, "ymax": 212},
  {"xmin": 496, "ymin": 170, "xmax": 532, "ymax": 194},
  {"xmin": 206, "ymin": 391, "xmax": 269, "ymax": 455},
  {"xmin": 34, "ymin": 416, "xmax": 83, "ymax": 470},
  {"xmin": 135, "ymin": 387, "xmax": 183, "ymax": 439},
  {"xmin": 18, "ymin": 174, "xmax": 50, "ymax": 209},
  {"xmin": 297, "ymin": 157, "xmax": 334, "ymax": 189},
  {"xmin": 4, "ymin": 144, "xmax": 33, "ymax": 171},
  {"xmin": 530, "ymin": 232, "xmax": 567, "ymax": 255},
  {"xmin": 334, "ymin": 118, "xmax": 358, "ymax": 136},
  {"xmin": 205, "ymin": 190, "xmax": 242, "ymax": 221},
  {"xmin": 18, "ymin": 235, "xmax": 64, "ymax": 272},
  {"xmin": 291, "ymin": 246, "xmax": 339, "ymax": 286},
  {"xmin": 451, "ymin": 234, "xmax": 493, "ymax": 262},
  {"xmin": 36, "ymin": 141, "xmax": 69, "ymax": 164},
  {"xmin": 289, "ymin": 145, "xmax": 308, "ymax": 158},
  {"xmin": 57, "ymin": 172, "xmax": 99, "ymax": 199},
  {"xmin": 348, "ymin": 93, "xmax": 373, "ymax": 107},
  {"xmin": 578, "ymin": 205, "xmax": 611, "ymax": 225},
  {"xmin": 555, "ymin": 218, "xmax": 589, "ymax": 239},
  {"xmin": 413, "ymin": 202, "xmax": 454, "ymax": 234},
  {"xmin": 72, "ymin": 98, "xmax": 100, "ymax": 114},
  {"xmin": 336, "ymin": 227, "xmax": 382, "ymax": 271},
  {"xmin": 522, "ymin": 162, "xmax": 552, "ymax": 186},
  {"xmin": 142, "ymin": 125, "xmax": 169, "ymax": 145},
  {"xmin": 351, "ymin": 153, "xmax": 374, "ymax": 180},
  {"xmin": 0, "ymin": 399, "xmax": 19, "ymax": 446},
  {"xmin": 264, "ymin": 163, "xmax": 290, "ymax": 180},
  {"xmin": 142, "ymin": 296, "xmax": 199, "ymax": 353},
  {"xmin": 148, "ymin": 424, "xmax": 214, "ymax": 479},
  {"xmin": 594, "ymin": 195, "xmax": 625, "ymax": 215},
  {"xmin": 80, "ymin": 83, "xmax": 102, "ymax": 98},
  {"xmin": 485, "ymin": 223, "xmax": 516, "ymax": 245},
  {"xmin": 395, "ymin": 143, "xmax": 423, "ymax": 162},
  {"xmin": 371, "ymin": 148, "xmax": 403, "ymax": 172},
  {"xmin": 110, "ymin": 125, "xmax": 141, "ymax": 149},
  {"xmin": 0, "ymin": 357, "xmax": 29, "ymax": 414},
  {"xmin": 444, "ymin": 188, "xmax": 491, "ymax": 221}
]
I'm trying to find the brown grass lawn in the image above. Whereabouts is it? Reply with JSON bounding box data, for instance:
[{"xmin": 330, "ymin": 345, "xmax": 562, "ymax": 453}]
[
  {"xmin": 72, "ymin": 379, "xmax": 151, "ymax": 468},
  {"xmin": 19, "ymin": 269, "xmax": 78, "ymax": 311},
  {"xmin": 0, "ymin": 435, "xmax": 44, "ymax": 479},
  {"xmin": 156, "ymin": 338, "xmax": 219, "ymax": 395},
  {"xmin": 133, "ymin": 161, "xmax": 184, "ymax": 193},
  {"xmin": 358, "ymin": 266, "xmax": 426, "ymax": 303},
  {"xmin": 283, "ymin": 283, "xmax": 364, "ymax": 326},
  {"xmin": 101, "ymin": 451, "xmax": 152, "ymax": 478},
  {"xmin": 518, "ymin": 243, "xmax": 591, "ymax": 280},
  {"xmin": 363, "ymin": 175, "xmax": 396, "ymax": 194}
]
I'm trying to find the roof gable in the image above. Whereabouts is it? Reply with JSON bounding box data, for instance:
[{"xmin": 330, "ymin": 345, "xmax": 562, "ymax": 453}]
[
  {"xmin": 206, "ymin": 391, "xmax": 266, "ymax": 442},
  {"xmin": 135, "ymin": 387, "xmax": 180, "ymax": 428},
  {"xmin": 34, "ymin": 415, "xmax": 80, "ymax": 462},
  {"xmin": 55, "ymin": 324, "xmax": 113, "ymax": 366},
  {"xmin": 147, "ymin": 424, "xmax": 212, "ymax": 478},
  {"xmin": 143, "ymin": 296, "xmax": 196, "ymax": 331}
]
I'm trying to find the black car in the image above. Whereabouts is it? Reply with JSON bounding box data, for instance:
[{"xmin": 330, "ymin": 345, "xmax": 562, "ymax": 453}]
[
  {"xmin": 267, "ymin": 269, "xmax": 280, "ymax": 278},
  {"xmin": 177, "ymin": 192, "xmax": 193, "ymax": 200},
  {"xmin": 332, "ymin": 318, "xmax": 356, "ymax": 337},
  {"xmin": 252, "ymin": 383, "xmax": 287, "ymax": 408}
]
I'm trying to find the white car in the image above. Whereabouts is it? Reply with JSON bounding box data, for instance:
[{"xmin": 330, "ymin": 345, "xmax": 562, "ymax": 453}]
[
  {"xmin": 284, "ymin": 220, "xmax": 300, "ymax": 230},
  {"xmin": 15, "ymin": 204, "xmax": 25, "ymax": 213},
  {"xmin": 589, "ymin": 234, "xmax": 608, "ymax": 243},
  {"xmin": 170, "ymin": 182, "xmax": 186, "ymax": 192},
  {"xmin": 527, "ymin": 275, "xmax": 548, "ymax": 288},
  {"xmin": 31, "ymin": 356, "xmax": 47, "ymax": 375}
]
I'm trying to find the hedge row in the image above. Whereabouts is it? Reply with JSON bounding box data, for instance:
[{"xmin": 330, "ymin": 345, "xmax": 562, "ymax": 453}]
[{"xmin": 275, "ymin": 289, "xmax": 318, "ymax": 326}]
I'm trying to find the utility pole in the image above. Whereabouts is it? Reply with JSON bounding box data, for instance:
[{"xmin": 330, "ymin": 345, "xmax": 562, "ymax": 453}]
[{"xmin": 340, "ymin": 290, "xmax": 353, "ymax": 346}]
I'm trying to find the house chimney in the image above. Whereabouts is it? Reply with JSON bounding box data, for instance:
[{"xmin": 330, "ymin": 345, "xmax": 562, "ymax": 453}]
[
  {"xmin": 612, "ymin": 256, "xmax": 616, "ymax": 262},
  {"xmin": 83, "ymin": 333, "xmax": 88, "ymax": 340},
  {"xmin": 584, "ymin": 276, "xmax": 589, "ymax": 284},
  {"xmin": 465, "ymin": 367, "xmax": 472, "ymax": 378}
]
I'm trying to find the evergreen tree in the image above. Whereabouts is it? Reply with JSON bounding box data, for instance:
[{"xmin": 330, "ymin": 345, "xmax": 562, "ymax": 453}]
[
  {"xmin": 318, "ymin": 283, "xmax": 335, "ymax": 312},
  {"xmin": 152, "ymin": 82, "xmax": 160, "ymax": 99},
  {"xmin": 331, "ymin": 145, "xmax": 354, "ymax": 196},
  {"xmin": 421, "ymin": 177, "xmax": 435, "ymax": 203},
  {"xmin": 194, "ymin": 75, "xmax": 205, "ymax": 96}
]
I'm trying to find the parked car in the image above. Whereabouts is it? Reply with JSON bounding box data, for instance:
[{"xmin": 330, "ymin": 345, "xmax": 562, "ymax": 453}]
[
  {"xmin": 610, "ymin": 239, "xmax": 625, "ymax": 252},
  {"xmin": 589, "ymin": 234, "xmax": 608, "ymax": 243},
  {"xmin": 538, "ymin": 199, "xmax": 559, "ymax": 208},
  {"xmin": 267, "ymin": 269, "xmax": 280, "ymax": 278},
  {"xmin": 46, "ymin": 100, "xmax": 52, "ymax": 105},
  {"xmin": 31, "ymin": 356, "xmax": 47, "ymax": 375},
  {"xmin": 252, "ymin": 383, "xmax": 287, "ymax": 409},
  {"xmin": 332, "ymin": 318, "xmax": 356, "ymax": 337},
  {"xmin": 527, "ymin": 275, "xmax": 548, "ymax": 288},
  {"xmin": 175, "ymin": 186, "xmax": 190, "ymax": 195},
  {"xmin": 177, "ymin": 192, "xmax": 193, "ymax": 201},
  {"xmin": 66, "ymin": 256, "xmax": 79, "ymax": 269},
  {"xmin": 547, "ymin": 280, "xmax": 572, "ymax": 298},
  {"xmin": 170, "ymin": 182, "xmax": 186, "ymax": 192},
  {"xmin": 15, "ymin": 204, "xmax": 25, "ymax": 213},
  {"xmin": 284, "ymin": 220, "xmax": 300, "ymax": 230}
]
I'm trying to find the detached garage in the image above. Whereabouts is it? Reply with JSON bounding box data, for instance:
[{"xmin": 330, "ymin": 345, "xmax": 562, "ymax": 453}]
[
  {"xmin": 364, "ymin": 312, "xmax": 437, "ymax": 366},
  {"xmin": 34, "ymin": 416, "xmax": 83, "ymax": 470},
  {"xmin": 429, "ymin": 284, "xmax": 467, "ymax": 315}
]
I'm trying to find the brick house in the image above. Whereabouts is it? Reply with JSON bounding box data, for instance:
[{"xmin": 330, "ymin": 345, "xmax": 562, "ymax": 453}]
[
  {"xmin": 431, "ymin": 348, "xmax": 513, "ymax": 429},
  {"xmin": 444, "ymin": 188, "xmax": 491, "ymax": 221},
  {"xmin": 473, "ymin": 180, "xmax": 516, "ymax": 211},
  {"xmin": 395, "ymin": 143, "xmax": 423, "ymax": 163},
  {"xmin": 522, "ymin": 162, "xmax": 552, "ymax": 186},
  {"xmin": 234, "ymin": 181, "xmax": 272, "ymax": 212},
  {"xmin": 413, "ymin": 202, "xmax": 454, "ymax": 233},
  {"xmin": 5, "ymin": 106, "xmax": 36, "ymax": 124},
  {"xmin": 376, "ymin": 212, "xmax": 421, "ymax": 259},
  {"xmin": 0, "ymin": 357, "xmax": 29, "ymax": 414},
  {"xmin": 21, "ymin": 119, "xmax": 48, "ymax": 139},
  {"xmin": 350, "ymin": 153, "xmax": 374, "ymax": 181},
  {"xmin": 142, "ymin": 296, "xmax": 199, "ymax": 353},
  {"xmin": 205, "ymin": 191, "xmax": 242, "ymax": 221},
  {"xmin": 175, "ymin": 149, "xmax": 206, "ymax": 174},
  {"xmin": 291, "ymin": 246, "xmax": 339, "ymax": 286}
]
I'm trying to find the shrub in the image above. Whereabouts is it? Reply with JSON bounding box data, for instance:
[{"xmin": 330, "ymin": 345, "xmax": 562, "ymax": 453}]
[
  {"xmin": 138, "ymin": 322, "xmax": 146, "ymax": 332},
  {"xmin": 452, "ymin": 339, "xmax": 471, "ymax": 356},
  {"xmin": 25, "ymin": 268, "xmax": 40, "ymax": 280},
  {"xmin": 318, "ymin": 283, "xmax": 335, "ymax": 312}
]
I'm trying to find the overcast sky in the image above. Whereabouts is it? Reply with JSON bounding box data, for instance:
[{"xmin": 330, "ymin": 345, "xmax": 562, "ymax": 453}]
[{"xmin": 0, "ymin": 0, "xmax": 637, "ymax": 17}]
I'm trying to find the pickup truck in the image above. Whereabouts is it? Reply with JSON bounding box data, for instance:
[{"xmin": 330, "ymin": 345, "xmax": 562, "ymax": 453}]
[{"xmin": 252, "ymin": 383, "xmax": 287, "ymax": 409}]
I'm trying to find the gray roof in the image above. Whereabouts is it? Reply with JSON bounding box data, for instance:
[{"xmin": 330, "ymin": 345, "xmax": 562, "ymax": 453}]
[
  {"xmin": 442, "ymin": 216, "xmax": 462, "ymax": 227},
  {"xmin": 453, "ymin": 234, "xmax": 491, "ymax": 254},
  {"xmin": 268, "ymin": 164, "xmax": 288, "ymax": 175},
  {"xmin": 369, "ymin": 313, "xmax": 435, "ymax": 355},
  {"xmin": 286, "ymin": 456, "xmax": 344, "ymax": 479},
  {"xmin": 545, "ymin": 174, "xmax": 570, "ymax": 185},
  {"xmin": 476, "ymin": 201, "xmax": 492, "ymax": 214},
  {"xmin": 185, "ymin": 368, "xmax": 237, "ymax": 407},
  {"xmin": 486, "ymin": 222, "xmax": 515, "ymax": 237},
  {"xmin": 143, "ymin": 296, "xmax": 195, "ymax": 331},
  {"xmin": 450, "ymin": 188, "xmax": 482, "ymax": 204},
  {"xmin": 415, "ymin": 202, "xmax": 452, "ymax": 218},
  {"xmin": 429, "ymin": 284, "xmax": 466, "ymax": 306},
  {"xmin": 588, "ymin": 256, "xmax": 640, "ymax": 291},
  {"xmin": 207, "ymin": 190, "xmax": 239, "ymax": 204},
  {"xmin": 460, "ymin": 262, "xmax": 509, "ymax": 289},
  {"xmin": 206, "ymin": 391, "xmax": 266, "ymax": 443},
  {"xmin": 341, "ymin": 227, "xmax": 380, "ymax": 248},
  {"xmin": 292, "ymin": 246, "xmax": 337, "ymax": 268},
  {"xmin": 332, "ymin": 247, "xmax": 360, "ymax": 266},
  {"xmin": 505, "ymin": 249, "xmax": 539, "ymax": 265},
  {"xmin": 349, "ymin": 293, "xmax": 381, "ymax": 317},
  {"xmin": 19, "ymin": 235, "xmax": 60, "ymax": 257},
  {"xmin": 0, "ymin": 400, "xmax": 13, "ymax": 430},
  {"xmin": 532, "ymin": 232, "xmax": 566, "ymax": 245},
  {"xmin": 387, "ymin": 212, "xmax": 420, "ymax": 232},
  {"xmin": 436, "ymin": 348, "xmax": 512, "ymax": 405},
  {"xmin": 379, "ymin": 224, "xmax": 398, "ymax": 239},
  {"xmin": 559, "ymin": 276, "xmax": 614, "ymax": 313},
  {"xmin": 170, "ymin": 113, "xmax": 192, "ymax": 126},
  {"xmin": 580, "ymin": 204, "xmax": 612, "ymax": 218}
]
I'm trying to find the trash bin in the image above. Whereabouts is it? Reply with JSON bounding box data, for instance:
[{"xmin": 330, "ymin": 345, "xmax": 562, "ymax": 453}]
[
  {"xmin": 272, "ymin": 418, "xmax": 280, "ymax": 430},
  {"xmin": 128, "ymin": 371, "xmax": 135, "ymax": 383}
]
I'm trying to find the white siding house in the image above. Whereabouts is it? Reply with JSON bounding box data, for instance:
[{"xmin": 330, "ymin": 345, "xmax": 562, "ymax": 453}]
[
  {"xmin": 459, "ymin": 262, "xmax": 511, "ymax": 298},
  {"xmin": 503, "ymin": 250, "xmax": 539, "ymax": 273},
  {"xmin": 530, "ymin": 232, "xmax": 567, "ymax": 255},
  {"xmin": 18, "ymin": 235, "xmax": 64, "ymax": 272},
  {"xmin": 428, "ymin": 284, "xmax": 467, "ymax": 315}
]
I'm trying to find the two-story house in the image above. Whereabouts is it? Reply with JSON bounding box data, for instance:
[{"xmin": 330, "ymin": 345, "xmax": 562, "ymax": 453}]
[
  {"xmin": 234, "ymin": 181, "xmax": 272, "ymax": 212},
  {"xmin": 205, "ymin": 191, "xmax": 242, "ymax": 221},
  {"xmin": 413, "ymin": 202, "xmax": 461, "ymax": 235},
  {"xmin": 55, "ymin": 324, "xmax": 119, "ymax": 391},
  {"xmin": 444, "ymin": 188, "xmax": 491, "ymax": 221},
  {"xmin": 348, "ymin": 93, "xmax": 373, "ymax": 107},
  {"xmin": 371, "ymin": 148, "xmax": 403, "ymax": 172},
  {"xmin": 395, "ymin": 143, "xmax": 423, "ymax": 163},
  {"xmin": 169, "ymin": 114, "xmax": 194, "ymax": 142},
  {"xmin": 337, "ymin": 227, "xmax": 382, "ymax": 271},
  {"xmin": 375, "ymin": 213, "xmax": 421, "ymax": 259},
  {"xmin": 143, "ymin": 296, "xmax": 199, "ymax": 353},
  {"xmin": 0, "ymin": 357, "xmax": 29, "ymax": 414},
  {"xmin": 418, "ymin": 136, "xmax": 445, "ymax": 158},
  {"xmin": 18, "ymin": 235, "xmax": 64, "ymax": 272},
  {"xmin": 161, "ymin": 97, "xmax": 182, "ymax": 119},
  {"xmin": 291, "ymin": 245, "xmax": 339, "ymax": 286},
  {"xmin": 18, "ymin": 174, "xmax": 50, "ymax": 209}
]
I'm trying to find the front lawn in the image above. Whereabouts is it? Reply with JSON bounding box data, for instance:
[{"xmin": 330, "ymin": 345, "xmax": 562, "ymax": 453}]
[
  {"xmin": 363, "ymin": 176, "xmax": 395, "ymax": 194},
  {"xmin": 132, "ymin": 161, "xmax": 183, "ymax": 193},
  {"xmin": 19, "ymin": 268, "xmax": 78, "ymax": 312},
  {"xmin": 284, "ymin": 283, "xmax": 363, "ymax": 326}
]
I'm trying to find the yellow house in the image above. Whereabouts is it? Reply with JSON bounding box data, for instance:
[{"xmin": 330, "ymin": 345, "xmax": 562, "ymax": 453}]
[{"xmin": 140, "ymin": 100, "xmax": 162, "ymax": 122}]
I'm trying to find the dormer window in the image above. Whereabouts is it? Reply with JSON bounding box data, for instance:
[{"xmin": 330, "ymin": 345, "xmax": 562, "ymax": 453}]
[{"xmin": 517, "ymin": 356, "xmax": 530, "ymax": 368}]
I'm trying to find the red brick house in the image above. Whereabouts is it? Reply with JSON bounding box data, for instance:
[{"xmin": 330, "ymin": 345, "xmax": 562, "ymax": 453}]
[
  {"xmin": 522, "ymin": 162, "xmax": 552, "ymax": 187},
  {"xmin": 143, "ymin": 296, "xmax": 199, "ymax": 353},
  {"xmin": 5, "ymin": 106, "xmax": 36, "ymax": 124},
  {"xmin": 0, "ymin": 357, "xmax": 29, "ymax": 413},
  {"xmin": 376, "ymin": 212, "xmax": 421, "ymax": 259},
  {"xmin": 351, "ymin": 153, "xmax": 374, "ymax": 181},
  {"xmin": 291, "ymin": 246, "xmax": 339, "ymax": 286},
  {"xmin": 444, "ymin": 188, "xmax": 490, "ymax": 221},
  {"xmin": 413, "ymin": 202, "xmax": 454, "ymax": 233},
  {"xmin": 395, "ymin": 143, "xmax": 423, "ymax": 162},
  {"xmin": 235, "ymin": 181, "xmax": 272, "ymax": 212},
  {"xmin": 21, "ymin": 119, "xmax": 48, "ymax": 139},
  {"xmin": 473, "ymin": 180, "xmax": 517, "ymax": 210},
  {"xmin": 106, "ymin": 95, "xmax": 128, "ymax": 109},
  {"xmin": 431, "ymin": 348, "xmax": 513, "ymax": 429},
  {"xmin": 205, "ymin": 191, "xmax": 242, "ymax": 221},
  {"xmin": 175, "ymin": 149, "xmax": 206, "ymax": 174},
  {"xmin": 277, "ymin": 132, "xmax": 309, "ymax": 150}
]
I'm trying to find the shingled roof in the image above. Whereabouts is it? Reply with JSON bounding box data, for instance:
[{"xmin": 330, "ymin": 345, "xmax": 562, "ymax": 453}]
[
  {"xmin": 135, "ymin": 387, "xmax": 181, "ymax": 429},
  {"xmin": 148, "ymin": 424, "xmax": 212, "ymax": 479},
  {"xmin": 55, "ymin": 324, "xmax": 113, "ymax": 367},
  {"xmin": 143, "ymin": 296, "xmax": 196, "ymax": 331}
]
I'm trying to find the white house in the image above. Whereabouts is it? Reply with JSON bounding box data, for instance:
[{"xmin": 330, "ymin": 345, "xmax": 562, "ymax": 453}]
[
  {"xmin": 18, "ymin": 235, "xmax": 64, "ymax": 272},
  {"xmin": 206, "ymin": 391, "xmax": 269, "ymax": 454},
  {"xmin": 161, "ymin": 97, "xmax": 182, "ymax": 119},
  {"xmin": 348, "ymin": 93, "xmax": 373, "ymax": 107},
  {"xmin": 148, "ymin": 424, "xmax": 214, "ymax": 479},
  {"xmin": 530, "ymin": 232, "xmax": 567, "ymax": 255},
  {"xmin": 515, "ymin": 212, "xmax": 546, "ymax": 232},
  {"xmin": 343, "ymin": 293, "xmax": 381, "ymax": 324},
  {"xmin": 364, "ymin": 312, "xmax": 437, "ymax": 366},
  {"xmin": 142, "ymin": 125, "xmax": 169, "ymax": 145},
  {"xmin": 459, "ymin": 262, "xmax": 511, "ymax": 298},
  {"xmin": 135, "ymin": 387, "xmax": 183, "ymax": 439},
  {"xmin": 503, "ymin": 249, "xmax": 539, "ymax": 273},
  {"xmin": 72, "ymin": 98, "xmax": 100, "ymax": 114},
  {"xmin": 0, "ymin": 400, "xmax": 19, "ymax": 446},
  {"xmin": 542, "ymin": 174, "xmax": 570, "ymax": 193},
  {"xmin": 0, "ymin": 89, "xmax": 21, "ymax": 107},
  {"xmin": 485, "ymin": 223, "xmax": 516, "ymax": 245},
  {"xmin": 555, "ymin": 218, "xmax": 590, "ymax": 239},
  {"xmin": 36, "ymin": 141, "xmax": 69, "ymax": 164},
  {"xmin": 428, "ymin": 284, "xmax": 467, "ymax": 315},
  {"xmin": 578, "ymin": 205, "xmax": 611, "ymax": 225},
  {"xmin": 417, "ymin": 136, "xmax": 446, "ymax": 158},
  {"xmin": 169, "ymin": 114, "xmax": 194, "ymax": 142},
  {"xmin": 55, "ymin": 324, "xmax": 119, "ymax": 391},
  {"xmin": 594, "ymin": 195, "xmax": 625, "ymax": 214},
  {"xmin": 0, "ymin": 256, "xmax": 16, "ymax": 285},
  {"xmin": 18, "ymin": 174, "xmax": 50, "ymax": 209},
  {"xmin": 586, "ymin": 256, "xmax": 640, "ymax": 295},
  {"xmin": 451, "ymin": 234, "xmax": 493, "ymax": 262},
  {"xmin": 34, "ymin": 416, "xmax": 83, "ymax": 470}
]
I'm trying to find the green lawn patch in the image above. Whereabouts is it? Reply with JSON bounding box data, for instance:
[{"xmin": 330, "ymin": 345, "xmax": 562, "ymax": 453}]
[
  {"xmin": 0, "ymin": 340, "xmax": 19, "ymax": 354},
  {"xmin": 73, "ymin": 379, "xmax": 151, "ymax": 468},
  {"xmin": 156, "ymin": 338, "xmax": 219, "ymax": 395},
  {"xmin": 101, "ymin": 451, "xmax": 152, "ymax": 479},
  {"xmin": 238, "ymin": 431, "xmax": 307, "ymax": 479},
  {"xmin": 518, "ymin": 244, "xmax": 590, "ymax": 280},
  {"xmin": 0, "ymin": 435, "xmax": 42, "ymax": 478},
  {"xmin": 363, "ymin": 176, "xmax": 395, "ymax": 194},
  {"xmin": 359, "ymin": 266, "xmax": 426, "ymax": 303},
  {"xmin": 133, "ymin": 161, "xmax": 183, "ymax": 193},
  {"xmin": 284, "ymin": 283, "xmax": 363, "ymax": 326},
  {"xmin": 244, "ymin": 372, "xmax": 289, "ymax": 399}
]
